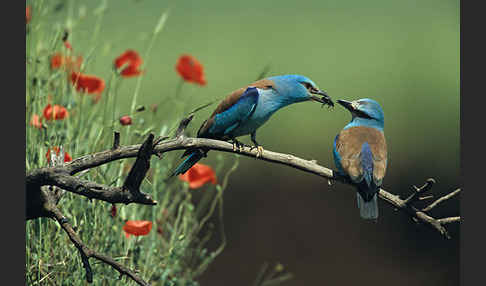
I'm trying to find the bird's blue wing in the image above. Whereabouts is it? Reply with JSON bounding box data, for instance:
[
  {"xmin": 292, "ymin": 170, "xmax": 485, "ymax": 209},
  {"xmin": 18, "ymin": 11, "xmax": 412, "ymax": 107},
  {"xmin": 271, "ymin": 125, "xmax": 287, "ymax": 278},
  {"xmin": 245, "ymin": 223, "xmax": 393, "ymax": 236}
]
[
  {"xmin": 196, "ymin": 79, "xmax": 276, "ymax": 139},
  {"xmin": 207, "ymin": 87, "xmax": 259, "ymax": 136}
]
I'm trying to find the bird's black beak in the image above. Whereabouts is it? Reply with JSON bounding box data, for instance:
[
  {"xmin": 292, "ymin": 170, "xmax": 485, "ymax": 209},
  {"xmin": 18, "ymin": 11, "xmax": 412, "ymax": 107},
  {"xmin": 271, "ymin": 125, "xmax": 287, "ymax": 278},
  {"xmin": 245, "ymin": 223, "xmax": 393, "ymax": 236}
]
[
  {"xmin": 337, "ymin": 99, "xmax": 354, "ymax": 111},
  {"xmin": 337, "ymin": 99, "xmax": 373, "ymax": 119},
  {"xmin": 310, "ymin": 89, "xmax": 334, "ymax": 108}
]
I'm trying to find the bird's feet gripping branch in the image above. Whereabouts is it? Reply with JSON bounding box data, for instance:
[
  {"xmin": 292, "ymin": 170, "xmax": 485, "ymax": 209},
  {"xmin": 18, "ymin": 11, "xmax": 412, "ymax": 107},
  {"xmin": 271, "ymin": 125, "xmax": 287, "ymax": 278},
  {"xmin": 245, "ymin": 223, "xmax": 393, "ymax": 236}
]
[
  {"xmin": 250, "ymin": 131, "xmax": 264, "ymax": 158},
  {"xmin": 231, "ymin": 138, "xmax": 246, "ymax": 153}
]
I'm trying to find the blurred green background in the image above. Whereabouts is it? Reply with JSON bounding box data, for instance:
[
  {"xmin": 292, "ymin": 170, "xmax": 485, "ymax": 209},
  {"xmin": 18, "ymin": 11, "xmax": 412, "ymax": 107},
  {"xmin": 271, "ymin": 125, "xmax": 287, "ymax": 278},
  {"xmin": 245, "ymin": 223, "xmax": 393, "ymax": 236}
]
[{"xmin": 35, "ymin": 0, "xmax": 460, "ymax": 285}]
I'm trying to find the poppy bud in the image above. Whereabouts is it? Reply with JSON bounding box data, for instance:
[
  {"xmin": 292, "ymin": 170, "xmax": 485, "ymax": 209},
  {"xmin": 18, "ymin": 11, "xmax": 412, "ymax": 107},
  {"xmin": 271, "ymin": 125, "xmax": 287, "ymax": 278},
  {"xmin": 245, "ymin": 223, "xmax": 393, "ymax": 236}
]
[{"xmin": 119, "ymin": 115, "xmax": 132, "ymax": 126}]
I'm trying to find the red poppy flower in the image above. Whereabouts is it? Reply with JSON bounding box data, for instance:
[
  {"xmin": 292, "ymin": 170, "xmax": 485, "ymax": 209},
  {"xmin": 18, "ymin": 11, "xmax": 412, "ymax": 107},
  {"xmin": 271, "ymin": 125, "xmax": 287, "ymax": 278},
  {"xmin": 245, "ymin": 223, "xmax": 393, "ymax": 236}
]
[
  {"xmin": 123, "ymin": 220, "xmax": 153, "ymax": 238},
  {"xmin": 43, "ymin": 104, "xmax": 69, "ymax": 120},
  {"xmin": 64, "ymin": 41, "xmax": 72, "ymax": 50},
  {"xmin": 114, "ymin": 50, "xmax": 143, "ymax": 77},
  {"xmin": 50, "ymin": 54, "xmax": 64, "ymax": 70},
  {"xmin": 30, "ymin": 114, "xmax": 43, "ymax": 129},
  {"xmin": 70, "ymin": 72, "xmax": 105, "ymax": 94},
  {"xmin": 119, "ymin": 115, "xmax": 132, "ymax": 126},
  {"xmin": 46, "ymin": 147, "xmax": 72, "ymax": 163},
  {"xmin": 175, "ymin": 54, "xmax": 207, "ymax": 86},
  {"xmin": 178, "ymin": 163, "xmax": 217, "ymax": 189},
  {"xmin": 51, "ymin": 53, "xmax": 83, "ymax": 72},
  {"xmin": 110, "ymin": 204, "xmax": 117, "ymax": 218},
  {"xmin": 26, "ymin": 6, "xmax": 31, "ymax": 24}
]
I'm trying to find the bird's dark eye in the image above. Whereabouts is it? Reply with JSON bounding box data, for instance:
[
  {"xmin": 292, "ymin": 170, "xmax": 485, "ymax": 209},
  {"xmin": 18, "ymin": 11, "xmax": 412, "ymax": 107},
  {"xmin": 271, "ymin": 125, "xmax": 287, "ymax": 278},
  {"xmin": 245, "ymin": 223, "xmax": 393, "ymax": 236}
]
[{"xmin": 300, "ymin": 82, "xmax": 313, "ymax": 90}]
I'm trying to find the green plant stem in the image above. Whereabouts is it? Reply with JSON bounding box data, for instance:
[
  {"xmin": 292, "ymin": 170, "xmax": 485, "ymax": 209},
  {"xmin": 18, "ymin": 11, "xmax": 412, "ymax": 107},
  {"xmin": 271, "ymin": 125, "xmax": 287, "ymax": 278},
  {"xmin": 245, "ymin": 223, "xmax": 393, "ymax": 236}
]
[
  {"xmin": 116, "ymin": 11, "xmax": 169, "ymax": 187},
  {"xmin": 89, "ymin": 0, "xmax": 108, "ymax": 48}
]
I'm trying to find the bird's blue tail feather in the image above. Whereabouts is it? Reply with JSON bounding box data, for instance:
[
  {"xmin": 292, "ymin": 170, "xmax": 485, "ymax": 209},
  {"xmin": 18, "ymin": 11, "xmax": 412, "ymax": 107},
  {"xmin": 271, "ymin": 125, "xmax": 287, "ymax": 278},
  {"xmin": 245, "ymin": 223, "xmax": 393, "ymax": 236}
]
[
  {"xmin": 171, "ymin": 150, "xmax": 204, "ymax": 177},
  {"xmin": 356, "ymin": 193, "xmax": 378, "ymax": 220}
]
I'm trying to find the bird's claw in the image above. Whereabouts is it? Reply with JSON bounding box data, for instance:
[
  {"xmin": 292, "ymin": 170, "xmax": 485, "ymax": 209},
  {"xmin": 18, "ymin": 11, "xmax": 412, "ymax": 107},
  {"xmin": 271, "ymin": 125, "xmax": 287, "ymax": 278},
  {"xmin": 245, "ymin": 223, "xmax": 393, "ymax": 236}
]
[
  {"xmin": 251, "ymin": 145, "xmax": 264, "ymax": 158},
  {"xmin": 257, "ymin": 146, "xmax": 264, "ymax": 157},
  {"xmin": 232, "ymin": 140, "xmax": 244, "ymax": 152}
]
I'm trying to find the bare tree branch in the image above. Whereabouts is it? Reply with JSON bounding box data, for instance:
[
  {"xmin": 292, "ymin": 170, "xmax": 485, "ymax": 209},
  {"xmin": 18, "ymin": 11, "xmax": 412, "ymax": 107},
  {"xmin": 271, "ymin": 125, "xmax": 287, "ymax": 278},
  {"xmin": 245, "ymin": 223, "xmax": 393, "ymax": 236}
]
[
  {"xmin": 27, "ymin": 134, "xmax": 460, "ymax": 237},
  {"xmin": 422, "ymin": 188, "xmax": 461, "ymax": 212},
  {"xmin": 25, "ymin": 121, "xmax": 460, "ymax": 284},
  {"xmin": 40, "ymin": 133, "xmax": 458, "ymax": 239},
  {"xmin": 26, "ymin": 134, "xmax": 158, "ymax": 216},
  {"xmin": 42, "ymin": 172, "xmax": 156, "ymax": 205},
  {"xmin": 43, "ymin": 196, "xmax": 150, "ymax": 286}
]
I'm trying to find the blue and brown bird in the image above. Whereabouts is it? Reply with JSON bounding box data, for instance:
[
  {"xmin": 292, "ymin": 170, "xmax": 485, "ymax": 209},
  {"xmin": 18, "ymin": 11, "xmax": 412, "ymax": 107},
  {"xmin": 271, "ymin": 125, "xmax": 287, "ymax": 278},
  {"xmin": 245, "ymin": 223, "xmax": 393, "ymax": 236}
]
[
  {"xmin": 333, "ymin": 98, "xmax": 387, "ymax": 220},
  {"xmin": 171, "ymin": 74, "xmax": 334, "ymax": 176}
]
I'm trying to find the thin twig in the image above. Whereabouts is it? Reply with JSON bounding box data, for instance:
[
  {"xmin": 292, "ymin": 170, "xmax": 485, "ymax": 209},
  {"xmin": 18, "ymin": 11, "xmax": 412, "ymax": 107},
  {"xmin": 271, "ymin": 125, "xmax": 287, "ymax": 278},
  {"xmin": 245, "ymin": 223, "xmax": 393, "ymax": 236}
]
[
  {"xmin": 437, "ymin": 217, "xmax": 461, "ymax": 224},
  {"xmin": 253, "ymin": 262, "xmax": 269, "ymax": 286},
  {"xmin": 418, "ymin": 195, "xmax": 434, "ymax": 201},
  {"xmin": 255, "ymin": 63, "xmax": 271, "ymax": 81},
  {"xmin": 46, "ymin": 204, "xmax": 150, "ymax": 286},
  {"xmin": 422, "ymin": 188, "xmax": 461, "ymax": 212},
  {"xmin": 175, "ymin": 114, "xmax": 194, "ymax": 138},
  {"xmin": 403, "ymin": 178, "xmax": 436, "ymax": 204}
]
